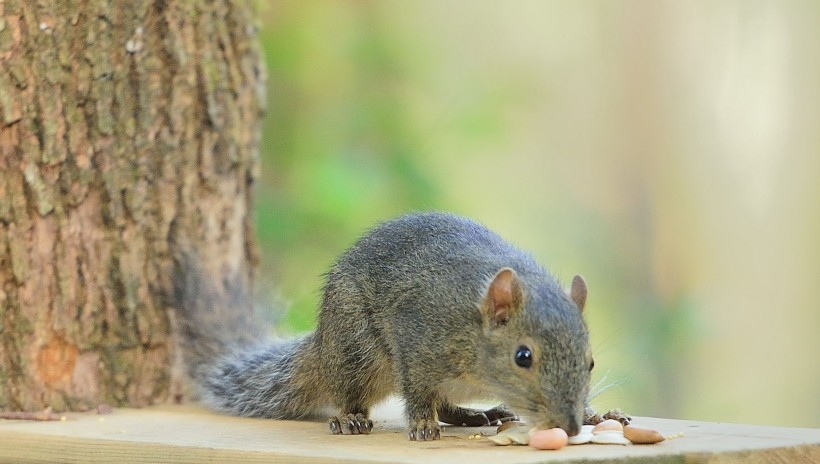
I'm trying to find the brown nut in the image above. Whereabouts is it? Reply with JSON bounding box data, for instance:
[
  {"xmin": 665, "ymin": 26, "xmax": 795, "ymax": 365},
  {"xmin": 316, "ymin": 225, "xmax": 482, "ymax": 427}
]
[{"xmin": 623, "ymin": 426, "xmax": 665, "ymax": 444}]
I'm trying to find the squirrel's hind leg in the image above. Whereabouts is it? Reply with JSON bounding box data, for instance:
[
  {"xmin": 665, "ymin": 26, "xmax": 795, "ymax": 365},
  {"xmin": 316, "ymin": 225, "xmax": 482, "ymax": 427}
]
[
  {"xmin": 437, "ymin": 402, "xmax": 518, "ymax": 427},
  {"xmin": 326, "ymin": 391, "xmax": 378, "ymax": 436},
  {"xmin": 328, "ymin": 412, "xmax": 373, "ymax": 435},
  {"xmin": 324, "ymin": 355, "xmax": 394, "ymax": 436},
  {"xmin": 405, "ymin": 395, "xmax": 442, "ymax": 441}
]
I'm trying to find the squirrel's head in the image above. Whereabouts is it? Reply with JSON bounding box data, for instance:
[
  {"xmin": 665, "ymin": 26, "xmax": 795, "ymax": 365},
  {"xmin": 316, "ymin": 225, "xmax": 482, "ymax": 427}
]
[{"xmin": 477, "ymin": 268, "xmax": 592, "ymax": 436}]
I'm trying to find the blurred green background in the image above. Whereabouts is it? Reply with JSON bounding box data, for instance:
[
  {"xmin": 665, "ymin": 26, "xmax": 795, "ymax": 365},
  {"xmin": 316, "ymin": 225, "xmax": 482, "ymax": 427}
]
[{"xmin": 253, "ymin": 1, "xmax": 820, "ymax": 428}]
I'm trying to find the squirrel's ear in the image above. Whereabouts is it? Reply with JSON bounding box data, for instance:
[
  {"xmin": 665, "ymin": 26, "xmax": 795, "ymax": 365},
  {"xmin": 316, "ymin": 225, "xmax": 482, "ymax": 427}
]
[
  {"xmin": 483, "ymin": 267, "xmax": 524, "ymax": 326},
  {"xmin": 568, "ymin": 275, "xmax": 587, "ymax": 313}
]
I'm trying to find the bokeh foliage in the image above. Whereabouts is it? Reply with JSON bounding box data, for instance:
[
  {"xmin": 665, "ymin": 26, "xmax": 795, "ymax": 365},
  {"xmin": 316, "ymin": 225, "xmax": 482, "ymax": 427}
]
[
  {"xmin": 256, "ymin": 2, "xmax": 439, "ymax": 330},
  {"xmin": 252, "ymin": 1, "xmax": 820, "ymax": 428}
]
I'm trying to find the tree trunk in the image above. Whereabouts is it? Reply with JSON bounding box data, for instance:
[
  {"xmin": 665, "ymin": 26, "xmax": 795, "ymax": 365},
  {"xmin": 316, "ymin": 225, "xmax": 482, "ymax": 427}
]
[{"xmin": 0, "ymin": 0, "xmax": 264, "ymax": 411}]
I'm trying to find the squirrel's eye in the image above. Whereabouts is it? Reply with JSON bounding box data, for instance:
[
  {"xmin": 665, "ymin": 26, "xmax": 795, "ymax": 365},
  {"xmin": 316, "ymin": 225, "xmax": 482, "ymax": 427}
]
[
  {"xmin": 514, "ymin": 346, "xmax": 533, "ymax": 368},
  {"xmin": 589, "ymin": 358, "xmax": 595, "ymax": 372}
]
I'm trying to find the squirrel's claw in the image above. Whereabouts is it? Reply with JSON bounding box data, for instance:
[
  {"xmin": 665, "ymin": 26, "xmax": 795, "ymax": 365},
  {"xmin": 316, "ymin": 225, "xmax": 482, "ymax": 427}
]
[
  {"xmin": 328, "ymin": 413, "xmax": 373, "ymax": 435},
  {"xmin": 328, "ymin": 417, "xmax": 341, "ymax": 435},
  {"xmin": 407, "ymin": 419, "xmax": 441, "ymax": 441}
]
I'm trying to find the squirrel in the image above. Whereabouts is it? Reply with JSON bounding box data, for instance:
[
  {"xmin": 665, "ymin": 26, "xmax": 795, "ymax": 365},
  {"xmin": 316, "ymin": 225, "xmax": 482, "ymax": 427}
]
[{"xmin": 174, "ymin": 212, "xmax": 608, "ymax": 441}]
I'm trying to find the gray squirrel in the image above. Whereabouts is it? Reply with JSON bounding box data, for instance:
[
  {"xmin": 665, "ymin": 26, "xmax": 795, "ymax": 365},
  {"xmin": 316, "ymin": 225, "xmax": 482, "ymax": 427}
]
[{"xmin": 175, "ymin": 212, "xmax": 617, "ymax": 441}]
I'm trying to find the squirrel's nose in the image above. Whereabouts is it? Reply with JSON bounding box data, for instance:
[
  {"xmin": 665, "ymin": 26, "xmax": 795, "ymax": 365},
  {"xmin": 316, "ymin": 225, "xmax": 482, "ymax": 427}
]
[
  {"xmin": 564, "ymin": 421, "xmax": 580, "ymax": 437},
  {"xmin": 559, "ymin": 410, "xmax": 582, "ymax": 436}
]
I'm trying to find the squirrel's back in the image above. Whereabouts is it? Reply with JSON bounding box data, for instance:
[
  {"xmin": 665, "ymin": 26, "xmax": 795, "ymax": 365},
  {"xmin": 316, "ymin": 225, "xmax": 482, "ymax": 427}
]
[{"xmin": 324, "ymin": 212, "xmax": 558, "ymax": 325}]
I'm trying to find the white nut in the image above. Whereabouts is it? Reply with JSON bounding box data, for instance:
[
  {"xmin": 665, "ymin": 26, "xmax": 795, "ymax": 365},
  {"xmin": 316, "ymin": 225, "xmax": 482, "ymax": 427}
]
[
  {"xmin": 487, "ymin": 433, "xmax": 514, "ymax": 445},
  {"xmin": 592, "ymin": 419, "xmax": 624, "ymax": 434},
  {"xmin": 567, "ymin": 425, "xmax": 594, "ymax": 445},
  {"xmin": 590, "ymin": 431, "xmax": 632, "ymax": 445},
  {"xmin": 488, "ymin": 425, "xmax": 531, "ymax": 446}
]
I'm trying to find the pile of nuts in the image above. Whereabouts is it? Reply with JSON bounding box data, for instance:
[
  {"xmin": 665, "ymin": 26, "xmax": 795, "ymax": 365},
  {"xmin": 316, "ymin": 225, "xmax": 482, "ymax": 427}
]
[{"xmin": 488, "ymin": 419, "xmax": 669, "ymax": 450}]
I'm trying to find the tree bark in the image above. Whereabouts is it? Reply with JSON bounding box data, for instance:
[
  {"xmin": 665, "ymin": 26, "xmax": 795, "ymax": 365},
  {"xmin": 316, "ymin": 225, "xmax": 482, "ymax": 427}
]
[{"xmin": 0, "ymin": 0, "xmax": 264, "ymax": 411}]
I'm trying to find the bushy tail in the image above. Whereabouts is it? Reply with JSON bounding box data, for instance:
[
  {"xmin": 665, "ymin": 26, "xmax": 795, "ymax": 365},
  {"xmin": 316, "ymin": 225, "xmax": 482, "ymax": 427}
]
[
  {"xmin": 172, "ymin": 254, "xmax": 262, "ymax": 379},
  {"xmin": 197, "ymin": 334, "xmax": 328, "ymax": 419},
  {"xmin": 171, "ymin": 254, "xmax": 328, "ymax": 419}
]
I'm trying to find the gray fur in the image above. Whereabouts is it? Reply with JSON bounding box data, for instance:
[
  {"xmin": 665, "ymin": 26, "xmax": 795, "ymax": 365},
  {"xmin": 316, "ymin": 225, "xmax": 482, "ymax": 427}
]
[{"xmin": 177, "ymin": 212, "xmax": 591, "ymax": 437}]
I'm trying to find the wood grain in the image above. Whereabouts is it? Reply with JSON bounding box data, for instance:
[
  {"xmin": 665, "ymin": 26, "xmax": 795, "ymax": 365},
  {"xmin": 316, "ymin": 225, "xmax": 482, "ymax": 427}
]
[{"xmin": 1, "ymin": 402, "xmax": 818, "ymax": 463}]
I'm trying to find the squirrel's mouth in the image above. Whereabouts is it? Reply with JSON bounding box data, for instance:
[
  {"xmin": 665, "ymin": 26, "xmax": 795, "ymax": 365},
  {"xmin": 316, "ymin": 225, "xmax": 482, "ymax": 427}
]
[
  {"xmin": 521, "ymin": 402, "xmax": 583, "ymax": 436},
  {"xmin": 560, "ymin": 420, "xmax": 582, "ymax": 437},
  {"xmin": 529, "ymin": 419, "xmax": 580, "ymax": 436}
]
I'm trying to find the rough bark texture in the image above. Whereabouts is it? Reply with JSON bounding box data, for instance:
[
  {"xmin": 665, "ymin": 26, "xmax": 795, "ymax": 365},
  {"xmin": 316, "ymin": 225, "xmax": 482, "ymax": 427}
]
[{"xmin": 0, "ymin": 0, "xmax": 264, "ymax": 411}]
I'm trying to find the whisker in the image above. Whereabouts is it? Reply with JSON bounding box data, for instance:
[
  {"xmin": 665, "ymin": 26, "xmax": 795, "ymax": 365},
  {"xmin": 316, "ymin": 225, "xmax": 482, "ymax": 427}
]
[{"xmin": 588, "ymin": 370, "xmax": 629, "ymax": 401}]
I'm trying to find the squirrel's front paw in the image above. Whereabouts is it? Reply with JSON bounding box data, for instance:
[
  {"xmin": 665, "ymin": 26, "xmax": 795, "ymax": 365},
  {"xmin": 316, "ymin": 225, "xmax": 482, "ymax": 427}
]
[
  {"xmin": 484, "ymin": 404, "xmax": 518, "ymax": 425},
  {"xmin": 407, "ymin": 418, "xmax": 441, "ymax": 441},
  {"xmin": 583, "ymin": 407, "xmax": 632, "ymax": 426},
  {"xmin": 602, "ymin": 408, "xmax": 631, "ymax": 426},
  {"xmin": 328, "ymin": 413, "xmax": 373, "ymax": 435}
]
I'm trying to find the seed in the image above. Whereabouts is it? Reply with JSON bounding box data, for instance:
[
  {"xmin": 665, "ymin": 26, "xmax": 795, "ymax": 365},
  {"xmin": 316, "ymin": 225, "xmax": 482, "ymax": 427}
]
[
  {"xmin": 567, "ymin": 425, "xmax": 594, "ymax": 445},
  {"xmin": 592, "ymin": 419, "xmax": 624, "ymax": 434},
  {"xmin": 496, "ymin": 420, "xmax": 523, "ymax": 433},
  {"xmin": 529, "ymin": 427, "xmax": 569, "ymax": 450},
  {"xmin": 488, "ymin": 425, "xmax": 530, "ymax": 445},
  {"xmin": 623, "ymin": 426, "xmax": 666, "ymax": 444},
  {"xmin": 590, "ymin": 431, "xmax": 631, "ymax": 445}
]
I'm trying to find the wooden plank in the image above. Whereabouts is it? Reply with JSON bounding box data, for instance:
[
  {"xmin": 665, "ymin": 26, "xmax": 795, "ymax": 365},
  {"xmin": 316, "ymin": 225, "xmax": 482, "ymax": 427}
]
[{"xmin": 1, "ymin": 402, "xmax": 818, "ymax": 463}]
